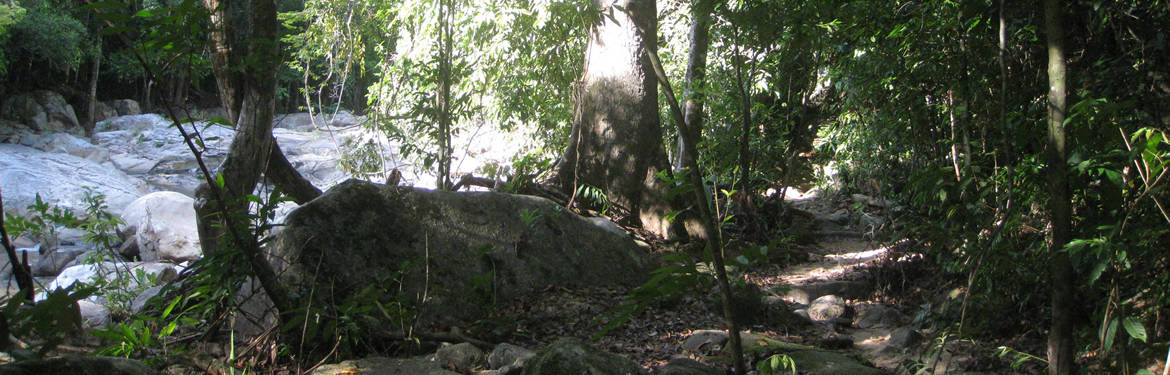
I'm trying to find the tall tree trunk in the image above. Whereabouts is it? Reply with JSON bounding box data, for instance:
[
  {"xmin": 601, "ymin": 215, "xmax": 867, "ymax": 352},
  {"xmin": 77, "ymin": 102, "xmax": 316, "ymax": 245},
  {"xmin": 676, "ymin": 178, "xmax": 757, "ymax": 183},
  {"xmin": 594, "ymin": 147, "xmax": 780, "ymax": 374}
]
[
  {"xmin": 196, "ymin": 0, "xmax": 321, "ymax": 256},
  {"xmin": 674, "ymin": 0, "xmax": 713, "ymax": 174},
  {"xmin": 733, "ymin": 37, "xmax": 752, "ymax": 194},
  {"xmin": 554, "ymin": 0, "xmax": 675, "ymax": 238},
  {"xmin": 638, "ymin": 22, "xmax": 747, "ymax": 375},
  {"xmin": 193, "ymin": 0, "xmax": 315, "ymax": 334},
  {"xmin": 435, "ymin": 0, "xmax": 453, "ymax": 190},
  {"xmin": 1043, "ymin": 0, "xmax": 1077, "ymax": 373},
  {"xmin": 86, "ymin": 43, "xmax": 101, "ymax": 136}
]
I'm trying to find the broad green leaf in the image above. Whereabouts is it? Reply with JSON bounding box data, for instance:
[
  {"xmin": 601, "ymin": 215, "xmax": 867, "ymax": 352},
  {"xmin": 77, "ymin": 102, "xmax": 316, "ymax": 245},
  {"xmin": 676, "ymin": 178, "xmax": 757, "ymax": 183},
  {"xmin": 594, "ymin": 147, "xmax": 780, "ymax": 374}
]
[
  {"xmin": 1102, "ymin": 317, "xmax": 1118, "ymax": 352},
  {"xmin": 1121, "ymin": 317, "xmax": 1147, "ymax": 342}
]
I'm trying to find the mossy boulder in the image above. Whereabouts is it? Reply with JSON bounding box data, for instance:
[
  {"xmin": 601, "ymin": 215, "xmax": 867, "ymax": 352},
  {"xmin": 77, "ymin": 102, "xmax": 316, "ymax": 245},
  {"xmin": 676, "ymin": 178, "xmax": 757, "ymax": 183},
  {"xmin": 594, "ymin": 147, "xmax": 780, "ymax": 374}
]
[
  {"xmin": 522, "ymin": 338, "xmax": 645, "ymax": 375},
  {"xmin": 273, "ymin": 180, "xmax": 655, "ymax": 323}
]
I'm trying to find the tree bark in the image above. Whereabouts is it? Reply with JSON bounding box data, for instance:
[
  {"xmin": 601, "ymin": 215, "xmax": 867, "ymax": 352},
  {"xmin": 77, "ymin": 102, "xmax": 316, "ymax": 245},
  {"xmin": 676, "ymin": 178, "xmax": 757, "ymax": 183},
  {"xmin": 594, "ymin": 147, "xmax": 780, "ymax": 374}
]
[
  {"xmin": 674, "ymin": 0, "xmax": 713, "ymax": 174},
  {"xmin": 1043, "ymin": 0, "xmax": 1077, "ymax": 373},
  {"xmin": 635, "ymin": 17, "xmax": 747, "ymax": 375},
  {"xmin": 733, "ymin": 30, "xmax": 753, "ymax": 195},
  {"xmin": 0, "ymin": 187, "xmax": 35, "ymax": 302},
  {"xmin": 553, "ymin": 0, "xmax": 675, "ymax": 238},
  {"xmin": 435, "ymin": 0, "xmax": 453, "ymax": 190},
  {"xmin": 193, "ymin": 0, "xmax": 310, "ymax": 334},
  {"xmin": 196, "ymin": 0, "xmax": 321, "ymax": 256},
  {"xmin": 86, "ymin": 43, "xmax": 101, "ymax": 136}
]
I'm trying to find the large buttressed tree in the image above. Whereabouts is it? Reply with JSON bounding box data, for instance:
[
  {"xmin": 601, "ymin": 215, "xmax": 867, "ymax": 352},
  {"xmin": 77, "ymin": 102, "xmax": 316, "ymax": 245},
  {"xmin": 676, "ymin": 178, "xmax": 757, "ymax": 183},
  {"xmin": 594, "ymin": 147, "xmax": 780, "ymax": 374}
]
[
  {"xmin": 191, "ymin": 0, "xmax": 320, "ymax": 326},
  {"xmin": 195, "ymin": 0, "xmax": 321, "ymax": 255},
  {"xmin": 555, "ymin": 0, "xmax": 675, "ymax": 237}
]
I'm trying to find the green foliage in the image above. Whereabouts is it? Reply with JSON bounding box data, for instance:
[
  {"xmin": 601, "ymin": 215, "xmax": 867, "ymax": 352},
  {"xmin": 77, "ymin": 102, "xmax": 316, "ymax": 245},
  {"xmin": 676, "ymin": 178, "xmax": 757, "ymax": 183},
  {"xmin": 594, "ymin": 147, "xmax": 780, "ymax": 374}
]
[
  {"xmin": 2, "ymin": 285, "xmax": 96, "ymax": 359},
  {"xmin": 5, "ymin": 189, "xmax": 163, "ymax": 326},
  {"xmin": 573, "ymin": 183, "xmax": 609, "ymax": 215},
  {"xmin": 994, "ymin": 345, "xmax": 1047, "ymax": 370},
  {"xmin": 5, "ymin": 0, "xmax": 92, "ymax": 72},
  {"xmin": 756, "ymin": 353, "xmax": 797, "ymax": 375},
  {"xmin": 3, "ymin": 193, "xmax": 79, "ymax": 249},
  {"xmin": 284, "ymin": 260, "xmax": 420, "ymax": 360},
  {"xmin": 0, "ymin": 2, "xmax": 25, "ymax": 75}
]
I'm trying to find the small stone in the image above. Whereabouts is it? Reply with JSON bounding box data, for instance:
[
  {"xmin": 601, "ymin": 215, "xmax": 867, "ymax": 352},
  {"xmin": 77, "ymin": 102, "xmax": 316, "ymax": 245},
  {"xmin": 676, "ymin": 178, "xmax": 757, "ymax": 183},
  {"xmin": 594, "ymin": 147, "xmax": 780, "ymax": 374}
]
[
  {"xmin": 488, "ymin": 343, "xmax": 535, "ymax": 369},
  {"xmin": 682, "ymin": 330, "xmax": 728, "ymax": 353},
  {"xmin": 887, "ymin": 327, "xmax": 923, "ymax": 349},
  {"xmin": 436, "ymin": 342, "xmax": 485, "ymax": 373},
  {"xmin": 853, "ymin": 304, "xmax": 906, "ymax": 329}
]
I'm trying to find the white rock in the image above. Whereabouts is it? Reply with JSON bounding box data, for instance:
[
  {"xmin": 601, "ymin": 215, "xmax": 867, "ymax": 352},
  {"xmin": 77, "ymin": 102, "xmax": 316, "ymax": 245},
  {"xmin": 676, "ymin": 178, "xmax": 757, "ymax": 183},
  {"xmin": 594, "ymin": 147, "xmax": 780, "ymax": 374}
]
[
  {"xmin": 121, "ymin": 192, "xmax": 201, "ymax": 262},
  {"xmin": 33, "ymin": 133, "xmax": 110, "ymax": 162},
  {"xmin": 38, "ymin": 261, "xmax": 179, "ymax": 302},
  {"xmin": 808, "ymin": 294, "xmax": 850, "ymax": 323},
  {"xmin": 77, "ymin": 299, "xmax": 110, "ymax": 328},
  {"xmin": 130, "ymin": 285, "xmax": 164, "ymax": 314},
  {"xmin": 0, "ymin": 143, "xmax": 147, "ymax": 218}
]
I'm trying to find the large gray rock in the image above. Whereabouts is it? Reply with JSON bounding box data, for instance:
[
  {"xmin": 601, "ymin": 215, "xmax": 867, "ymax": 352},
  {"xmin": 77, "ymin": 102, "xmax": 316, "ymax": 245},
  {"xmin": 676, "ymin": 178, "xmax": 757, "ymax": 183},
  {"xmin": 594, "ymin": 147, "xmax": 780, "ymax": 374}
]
[
  {"xmin": 30, "ymin": 247, "xmax": 88, "ymax": 276},
  {"xmin": 733, "ymin": 335, "xmax": 884, "ymax": 375},
  {"xmin": 0, "ymin": 355, "xmax": 159, "ymax": 375},
  {"xmin": 310, "ymin": 357, "xmax": 458, "ymax": 375},
  {"xmin": 120, "ymin": 192, "xmax": 201, "ymax": 262},
  {"xmin": 78, "ymin": 299, "xmax": 111, "ymax": 328},
  {"xmin": 886, "ymin": 327, "xmax": 923, "ymax": 350},
  {"xmin": 93, "ymin": 102, "xmax": 119, "ymax": 123},
  {"xmin": 853, "ymin": 303, "xmax": 906, "ymax": 329},
  {"xmin": 273, "ymin": 180, "xmax": 655, "ymax": 323},
  {"xmin": 521, "ymin": 338, "xmax": 645, "ymax": 375},
  {"xmin": 1, "ymin": 91, "xmax": 83, "ymax": 135},
  {"xmin": 111, "ymin": 99, "xmax": 141, "ymax": 116},
  {"xmin": 0, "ymin": 143, "xmax": 147, "ymax": 218}
]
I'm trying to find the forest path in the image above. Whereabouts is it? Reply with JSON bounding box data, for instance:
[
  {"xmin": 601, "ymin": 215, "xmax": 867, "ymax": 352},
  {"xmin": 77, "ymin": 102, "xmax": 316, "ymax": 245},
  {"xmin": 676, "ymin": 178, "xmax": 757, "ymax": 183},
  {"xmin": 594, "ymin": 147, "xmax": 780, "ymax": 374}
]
[
  {"xmin": 744, "ymin": 189, "xmax": 920, "ymax": 372},
  {"xmin": 499, "ymin": 189, "xmax": 920, "ymax": 373}
]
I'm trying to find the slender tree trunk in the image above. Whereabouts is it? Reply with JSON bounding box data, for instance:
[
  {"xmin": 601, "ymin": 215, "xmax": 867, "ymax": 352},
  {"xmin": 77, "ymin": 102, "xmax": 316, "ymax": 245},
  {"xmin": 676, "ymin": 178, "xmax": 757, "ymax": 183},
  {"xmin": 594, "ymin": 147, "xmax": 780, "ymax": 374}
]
[
  {"xmin": 86, "ymin": 44, "xmax": 101, "ymax": 136},
  {"xmin": 949, "ymin": 91, "xmax": 962, "ymax": 181},
  {"xmin": 674, "ymin": 0, "xmax": 712, "ymax": 174},
  {"xmin": 999, "ymin": 0, "xmax": 1011, "ymax": 169},
  {"xmin": 1043, "ymin": 0, "xmax": 1077, "ymax": 373},
  {"xmin": 435, "ymin": 0, "xmax": 453, "ymax": 190},
  {"xmin": 0, "ymin": 188, "xmax": 34, "ymax": 302},
  {"xmin": 733, "ymin": 29, "xmax": 753, "ymax": 195}
]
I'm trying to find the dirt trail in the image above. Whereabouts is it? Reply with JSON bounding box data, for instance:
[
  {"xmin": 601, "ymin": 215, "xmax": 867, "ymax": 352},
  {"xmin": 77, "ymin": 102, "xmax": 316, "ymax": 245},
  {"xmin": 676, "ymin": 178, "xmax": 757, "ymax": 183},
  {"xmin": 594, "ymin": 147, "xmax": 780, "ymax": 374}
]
[{"xmin": 751, "ymin": 190, "xmax": 919, "ymax": 372}]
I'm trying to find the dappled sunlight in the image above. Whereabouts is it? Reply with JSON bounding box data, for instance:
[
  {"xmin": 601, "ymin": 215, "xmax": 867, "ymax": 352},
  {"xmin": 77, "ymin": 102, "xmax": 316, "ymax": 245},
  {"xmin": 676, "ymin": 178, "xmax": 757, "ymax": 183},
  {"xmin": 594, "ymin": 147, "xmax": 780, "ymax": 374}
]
[{"xmin": 765, "ymin": 240, "xmax": 890, "ymax": 286}]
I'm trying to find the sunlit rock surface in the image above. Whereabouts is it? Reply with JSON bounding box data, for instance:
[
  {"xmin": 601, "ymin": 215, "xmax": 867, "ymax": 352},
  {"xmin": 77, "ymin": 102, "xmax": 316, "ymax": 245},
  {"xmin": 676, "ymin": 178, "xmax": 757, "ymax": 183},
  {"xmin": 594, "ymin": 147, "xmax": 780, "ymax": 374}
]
[
  {"xmin": 0, "ymin": 143, "xmax": 147, "ymax": 218},
  {"xmin": 120, "ymin": 192, "xmax": 201, "ymax": 262}
]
